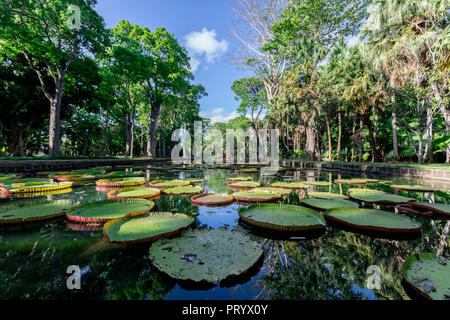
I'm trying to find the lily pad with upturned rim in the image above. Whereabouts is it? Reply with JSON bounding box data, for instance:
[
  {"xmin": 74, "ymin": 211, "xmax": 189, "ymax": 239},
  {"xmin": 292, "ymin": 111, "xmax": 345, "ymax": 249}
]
[
  {"xmin": 270, "ymin": 182, "xmax": 308, "ymax": 189},
  {"xmin": 390, "ymin": 185, "xmax": 439, "ymax": 193},
  {"xmin": 96, "ymin": 177, "xmax": 146, "ymax": 188},
  {"xmin": 0, "ymin": 200, "xmax": 74, "ymax": 224},
  {"xmin": 148, "ymin": 180, "xmax": 191, "ymax": 188},
  {"xmin": 334, "ymin": 178, "xmax": 369, "ymax": 185},
  {"xmin": 307, "ymin": 192, "xmax": 348, "ymax": 200},
  {"xmin": 149, "ymin": 228, "xmax": 264, "ymax": 285},
  {"xmin": 402, "ymin": 253, "xmax": 450, "ymax": 300},
  {"xmin": 304, "ymin": 181, "xmax": 332, "ymax": 186},
  {"xmin": 238, "ymin": 204, "xmax": 326, "ymax": 232},
  {"xmin": 0, "ymin": 174, "xmax": 23, "ymax": 181},
  {"xmin": 108, "ymin": 171, "xmax": 145, "ymax": 177},
  {"xmin": 163, "ymin": 186, "xmax": 203, "ymax": 195},
  {"xmin": 66, "ymin": 199, "xmax": 154, "ymax": 223},
  {"xmin": 252, "ymin": 187, "xmax": 293, "ymax": 196},
  {"xmin": 0, "ymin": 181, "xmax": 73, "ymax": 195},
  {"xmin": 227, "ymin": 181, "xmax": 260, "ymax": 189},
  {"xmin": 301, "ymin": 198, "xmax": 359, "ymax": 211},
  {"xmin": 104, "ymin": 212, "xmax": 194, "ymax": 244},
  {"xmin": 226, "ymin": 177, "xmax": 253, "ymax": 182},
  {"xmin": 232, "ymin": 190, "xmax": 282, "ymax": 203},
  {"xmin": 107, "ymin": 187, "xmax": 161, "ymax": 199},
  {"xmin": 186, "ymin": 179, "xmax": 204, "ymax": 184},
  {"xmin": 324, "ymin": 207, "xmax": 421, "ymax": 235},
  {"xmin": 191, "ymin": 193, "xmax": 234, "ymax": 206},
  {"xmin": 349, "ymin": 191, "xmax": 416, "ymax": 204}
]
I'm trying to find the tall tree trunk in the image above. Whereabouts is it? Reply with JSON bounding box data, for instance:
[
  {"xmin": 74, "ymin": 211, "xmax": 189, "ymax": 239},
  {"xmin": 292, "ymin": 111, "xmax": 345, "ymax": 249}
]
[
  {"xmin": 125, "ymin": 115, "xmax": 131, "ymax": 156},
  {"xmin": 49, "ymin": 89, "xmax": 62, "ymax": 156},
  {"xmin": 447, "ymin": 121, "xmax": 450, "ymax": 164},
  {"xmin": 147, "ymin": 101, "xmax": 161, "ymax": 157},
  {"xmin": 351, "ymin": 116, "xmax": 356, "ymax": 162},
  {"xmin": 13, "ymin": 131, "xmax": 25, "ymax": 157},
  {"xmin": 426, "ymin": 106, "xmax": 433, "ymax": 163},
  {"xmin": 359, "ymin": 117, "xmax": 363, "ymax": 162},
  {"xmin": 337, "ymin": 106, "xmax": 342, "ymax": 160},
  {"xmin": 392, "ymin": 107, "xmax": 399, "ymax": 161},
  {"xmin": 130, "ymin": 105, "xmax": 135, "ymax": 159},
  {"xmin": 305, "ymin": 116, "xmax": 315, "ymax": 161},
  {"xmin": 325, "ymin": 114, "xmax": 332, "ymax": 161}
]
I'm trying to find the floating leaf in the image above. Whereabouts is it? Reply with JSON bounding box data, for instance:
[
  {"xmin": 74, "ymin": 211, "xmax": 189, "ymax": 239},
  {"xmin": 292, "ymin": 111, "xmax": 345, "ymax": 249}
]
[
  {"xmin": 163, "ymin": 186, "xmax": 203, "ymax": 195},
  {"xmin": 232, "ymin": 190, "xmax": 281, "ymax": 202},
  {"xmin": 270, "ymin": 182, "xmax": 308, "ymax": 189},
  {"xmin": 191, "ymin": 193, "xmax": 234, "ymax": 206},
  {"xmin": 390, "ymin": 185, "xmax": 439, "ymax": 192},
  {"xmin": 307, "ymin": 192, "xmax": 348, "ymax": 200},
  {"xmin": 0, "ymin": 200, "xmax": 74, "ymax": 224},
  {"xmin": 148, "ymin": 180, "xmax": 190, "ymax": 188},
  {"xmin": 149, "ymin": 228, "xmax": 263, "ymax": 284},
  {"xmin": 349, "ymin": 191, "xmax": 416, "ymax": 204},
  {"xmin": 108, "ymin": 187, "xmax": 161, "ymax": 199},
  {"xmin": 301, "ymin": 198, "xmax": 359, "ymax": 211},
  {"xmin": 96, "ymin": 177, "xmax": 146, "ymax": 188},
  {"xmin": 228, "ymin": 181, "xmax": 260, "ymax": 189}
]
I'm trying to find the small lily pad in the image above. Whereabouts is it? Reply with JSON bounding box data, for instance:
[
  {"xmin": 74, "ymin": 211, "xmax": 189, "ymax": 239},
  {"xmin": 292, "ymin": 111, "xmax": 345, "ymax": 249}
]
[
  {"xmin": 191, "ymin": 193, "xmax": 234, "ymax": 206},
  {"xmin": 108, "ymin": 187, "xmax": 161, "ymax": 199},
  {"xmin": 301, "ymin": 198, "xmax": 359, "ymax": 211},
  {"xmin": 252, "ymin": 187, "xmax": 293, "ymax": 195},
  {"xmin": 232, "ymin": 190, "xmax": 282, "ymax": 202},
  {"xmin": 163, "ymin": 186, "xmax": 203, "ymax": 195},
  {"xmin": 349, "ymin": 191, "xmax": 416, "ymax": 204},
  {"xmin": 0, "ymin": 200, "xmax": 74, "ymax": 224},
  {"xmin": 390, "ymin": 185, "xmax": 439, "ymax": 193},
  {"xmin": 270, "ymin": 182, "xmax": 309, "ymax": 189},
  {"xmin": 228, "ymin": 181, "xmax": 260, "ymax": 189},
  {"xmin": 226, "ymin": 177, "xmax": 253, "ymax": 182},
  {"xmin": 148, "ymin": 180, "xmax": 191, "ymax": 188},
  {"xmin": 307, "ymin": 192, "xmax": 348, "ymax": 200}
]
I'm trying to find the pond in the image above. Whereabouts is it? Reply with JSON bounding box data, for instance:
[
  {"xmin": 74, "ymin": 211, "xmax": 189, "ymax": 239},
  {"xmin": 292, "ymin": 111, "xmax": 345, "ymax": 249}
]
[{"xmin": 0, "ymin": 165, "xmax": 449, "ymax": 300}]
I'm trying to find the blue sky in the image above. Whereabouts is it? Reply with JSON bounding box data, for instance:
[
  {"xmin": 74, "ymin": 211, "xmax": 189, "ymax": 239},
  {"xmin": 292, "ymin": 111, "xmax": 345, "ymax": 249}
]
[{"xmin": 96, "ymin": 0, "xmax": 249, "ymax": 123}]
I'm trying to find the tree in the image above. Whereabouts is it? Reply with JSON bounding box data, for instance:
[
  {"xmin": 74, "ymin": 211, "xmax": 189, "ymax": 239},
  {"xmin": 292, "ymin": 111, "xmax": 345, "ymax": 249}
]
[
  {"xmin": 0, "ymin": 0, "xmax": 108, "ymax": 155},
  {"xmin": 231, "ymin": 77, "xmax": 267, "ymax": 131}
]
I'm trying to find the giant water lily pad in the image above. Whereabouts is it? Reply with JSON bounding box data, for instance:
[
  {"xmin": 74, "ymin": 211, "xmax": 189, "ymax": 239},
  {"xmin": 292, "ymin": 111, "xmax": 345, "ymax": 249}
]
[
  {"xmin": 413, "ymin": 203, "xmax": 450, "ymax": 215},
  {"xmin": 0, "ymin": 180, "xmax": 73, "ymax": 195},
  {"xmin": 104, "ymin": 212, "xmax": 194, "ymax": 244},
  {"xmin": 304, "ymin": 181, "xmax": 332, "ymax": 186},
  {"xmin": 191, "ymin": 193, "xmax": 234, "ymax": 206},
  {"xmin": 0, "ymin": 174, "xmax": 23, "ymax": 181},
  {"xmin": 396, "ymin": 202, "xmax": 450, "ymax": 220},
  {"xmin": 148, "ymin": 180, "xmax": 190, "ymax": 188},
  {"xmin": 307, "ymin": 192, "xmax": 348, "ymax": 200},
  {"xmin": 324, "ymin": 208, "xmax": 421, "ymax": 234},
  {"xmin": 163, "ymin": 186, "xmax": 203, "ymax": 195},
  {"xmin": 56, "ymin": 174, "xmax": 96, "ymax": 182},
  {"xmin": 0, "ymin": 200, "xmax": 74, "ymax": 224},
  {"xmin": 238, "ymin": 204, "xmax": 326, "ymax": 232},
  {"xmin": 252, "ymin": 187, "xmax": 293, "ymax": 196},
  {"xmin": 232, "ymin": 190, "xmax": 281, "ymax": 203},
  {"xmin": 334, "ymin": 178, "xmax": 369, "ymax": 185},
  {"xmin": 235, "ymin": 168, "xmax": 258, "ymax": 174},
  {"xmin": 108, "ymin": 187, "xmax": 161, "ymax": 199},
  {"xmin": 301, "ymin": 198, "xmax": 359, "ymax": 211},
  {"xmin": 228, "ymin": 181, "xmax": 260, "ymax": 189},
  {"xmin": 149, "ymin": 228, "xmax": 263, "ymax": 284},
  {"xmin": 390, "ymin": 185, "xmax": 439, "ymax": 193},
  {"xmin": 270, "ymin": 182, "xmax": 308, "ymax": 189},
  {"xmin": 403, "ymin": 253, "xmax": 450, "ymax": 300},
  {"xmin": 226, "ymin": 177, "xmax": 253, "ymax": 182},
  {"xmin": 96, "ymin": 177, "xmax": 146, "ymax": 188},
  {"xmin": 186, "ymin": 179, "xmax": 204, "ymax": 184},
  {"xmin": 66, "ymin": 199, "xmax": 154, "ymax": 223},
  {"xmin": 349, "ymin": 191, "xmax": 416, "ymax": 204},
  {"xmin": 109, "ymin": 171, "xmax": 144, "ymax": 177}
]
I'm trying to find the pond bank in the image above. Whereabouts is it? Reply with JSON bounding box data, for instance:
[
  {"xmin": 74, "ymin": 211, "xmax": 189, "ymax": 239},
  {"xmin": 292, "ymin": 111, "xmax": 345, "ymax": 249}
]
[{"xmin": 281, "ymin": 160, "xmax": 450, "ymax": 182}]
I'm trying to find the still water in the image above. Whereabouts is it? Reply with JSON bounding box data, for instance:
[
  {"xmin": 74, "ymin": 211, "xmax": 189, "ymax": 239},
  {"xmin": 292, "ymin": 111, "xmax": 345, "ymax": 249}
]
[{"xmin": 0, "ymin": 166, "xmax": 448, "ymax": 300}]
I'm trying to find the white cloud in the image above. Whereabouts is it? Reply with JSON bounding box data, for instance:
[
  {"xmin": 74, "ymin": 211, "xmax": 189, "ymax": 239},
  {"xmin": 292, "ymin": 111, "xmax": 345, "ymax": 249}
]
[
  {"xmin": 206, "ymin": 108, "xmax": 238, "ymax": 124},
  {"xmin": 185, "ymin": 28, "xmax": 228, "ymax": 72}
]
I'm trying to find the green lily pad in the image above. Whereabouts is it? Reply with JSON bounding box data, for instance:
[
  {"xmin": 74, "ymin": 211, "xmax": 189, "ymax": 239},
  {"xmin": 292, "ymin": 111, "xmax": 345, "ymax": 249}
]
[
  {"xmin": 349, "ymin": 191, "xmax": 416, "ymax": 204},
  {"xmin": 412, "ymin": 202, "xmax": 450, "ymax": 215},
  {"xmin": 109, "ymin": 171, "xmax": 144, "ymax": 177},
  {"xmin": 228, "ymin": 181, "xmax": 260, "ymax": 189},
  {"xmin": 301, "ymin": 198, "xmax": 359, "ymax": 211},
  {"xmin": 238, "ymin": 204, "xmax": 326, "ymax": 232},
  {"xmin": 191, "ymin": 193, "xmax": 234, "ymax": 206},
  {"xmin": 66, "ymin": 199, "xmax": 154, "ymax": 223},
  {"xmin": 390, "ymin": 185, "xmax": 439, "ymax": 192},
  {"xmin": 186, "ymin": 179, "xmax": 204, "ymax": 184},
  {"xmin": 163, "ymin": 186, "xmax": 203, "ymax": 195},
  {"xmin": 149, "ymin": 228, "xmax": 263, "ymax": 284},
  {"xmin": 270, "ymin": 182, "xmax": 309, "ymax": 189},
  {"xmin": 96, "ymin": 177, "xmax": 146, "ymax": 187},
  {"xmin": 304, "ymin": 181, "xmax": 332, "ymax": 186},
  {"xmin": 148, "ymin": 180, "xmax": 191, "ymax": 188},
  {"xmin": 347, "ymin": 188, "xmax": 385, "ymax": 194},
  {"xmin": 324, "ymin": 208, "xmax": 421, "ymax": 234},
  {"xmin": 0, "ymin": 200, "xmax": 74, "ymax": 224},
  {"xmin": 232, "ymin": 190, "xmax": 282, "ymax": 202},
  {"xmin": 104, "ymin": 212, "xmax": 194, "ymax": 244},
  {"xmin": 226, "ymin": 177, "xmax": 253, "ymax": 182},
  {"xmin": 0, "ymin": 180, "xmax": 73, "ymax": 195},
  {"xmin": 108, "ymin": 187, "xmax": 161, "ymax": 199},
  {"xmin": 252, "ymin": 187, "xmax": 293, "ymax": 195},
  {"xmin": 307, "ymin": 192, "xmax": 348, "ymax": 200},
  {"xmin": 0, "ymin": 174, "xmax": 23, "ymax": 181},
  {"xmin": 403, "ymin": 253, "xmax": 450, "ymax": 300},
  {"xmin": 334, "ymin": 178, "xmax": 369, "ymax": 185}
]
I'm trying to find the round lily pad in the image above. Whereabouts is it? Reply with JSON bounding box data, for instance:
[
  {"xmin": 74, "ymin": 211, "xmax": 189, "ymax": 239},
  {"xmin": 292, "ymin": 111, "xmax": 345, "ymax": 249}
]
[
  {"xmin": 307, "ymin": 192, "xmax": 348, "ymax": 200},
  {"xmin": 335, "ymin": 178, "xmax": 368, "ymax": 185},
  {"xmin": 163, "ymin": 186, "xmax": 203, "ymax": 195},
  {"xmin": 0, "ymin": 181, "xmax": 73, "ymax": 195},
  {"xmin": 104, "ymin": 212, "xmax": 194, "ymax": 244},
  {"xmin": 226, "ymin": 177, "xmax": 253, "ymax": 182},
  {"xmin": 235, "ymin": 168, "xmax": 258, "ymax": 174},
  {"xmin": 95, "ymin": 177, "xmax": 146, "ymax": 188},
  {"xmin": 238, "ymin": 204, "xmax": 326, "ymax": 232},
  {"xmin": 149, "ymin": 228, "xmax": 264, "ymax": 284},
  {"xmin": 109, "ymin": 171, "xmax": 144, "ymax": 177},
  {"xmin": 186, "ymin": 179, "xmax": 204, "ymax": 184},
  {"xmin": 403, "ymin": 253, "xmax": 450, "ymax": 300},
  {"xmin": 56, "ymin": 174, "xmax": 96, "ymax": 182},
  {"xmin": 148, "ymin": 180, "xmax": 190, "ymax": 188},
  {"xmin": 270, "ymin": 182, "xmax": 309, "ymax": 189},
  {"xmin": 0, "ymin": 174, "xmax": 23, "ymax": 181},
  {"xmin": 390, "ymin": 185, "xmax": 439, "ymax": 193},
  {"xmin": 396, "ymin": 203, "xmax": 450, "ymax": 220},
  {"xmin": 232, "ymin": 190, "xmax": 282, "ymax": 203},
  {"xmin": 228, "ymin": 181, "xmax": 260, "ymax": 189},
  {"xmin": 349, "ymin": 191, "xmax": 416, "ymax": 204},
  {"xmin": 301, "ymin": 198, "xmax": 359, "ymax": 211},
  {"xmin": 0, "ymin": 200, "xmax": 74, "ymax": 224},
  {"xmin": 108, "ymin": 187, "xmax": 161, "ymax": 200},
  {"xmin": 412, "ymin": 202, "xmax": 450, "ymax": 216},
  {"xmin": 66, "ymin": 199, "xmax": 154, "ymax": 223},
  {"xmin": 252, "ymin": 187, "xmax": 293, "ymax": 195},
  {"xmin": 304, "ymin": 181, "xmax": 332, "ymax": 186},
  {"xmin": 324, "ymin": 208, "xmax": 422, "ymax": 235},
  {"xmin": 191, "ymin": 193, "xmax": 234, "ymax": 206}
]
